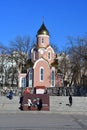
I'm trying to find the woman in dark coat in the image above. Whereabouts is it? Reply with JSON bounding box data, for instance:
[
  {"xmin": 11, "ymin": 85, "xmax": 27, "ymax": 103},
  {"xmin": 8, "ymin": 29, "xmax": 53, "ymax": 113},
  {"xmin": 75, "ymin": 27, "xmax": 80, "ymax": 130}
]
[
  {"xmin": 37, "ymin": 98, "xmax": 42, "ymax": 111},
  {"xmin": 19, "ymin": 95, "xmax": 23, "ymax": 110},
  {"xmin": 69, "ymin": 95, "xmax": 72, "ymax": 106}
]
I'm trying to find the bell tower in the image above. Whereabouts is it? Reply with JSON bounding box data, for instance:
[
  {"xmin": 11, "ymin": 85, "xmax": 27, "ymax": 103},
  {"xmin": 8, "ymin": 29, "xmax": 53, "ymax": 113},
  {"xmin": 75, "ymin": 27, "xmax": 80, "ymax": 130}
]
[{"xmin": 36, "ymin": 22, "xmax": 50, "ymax": 48}]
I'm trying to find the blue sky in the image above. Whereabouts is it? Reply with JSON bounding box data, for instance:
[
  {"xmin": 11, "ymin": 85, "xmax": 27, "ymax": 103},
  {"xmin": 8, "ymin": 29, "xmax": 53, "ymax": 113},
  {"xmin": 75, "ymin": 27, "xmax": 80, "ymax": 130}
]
[{"xmin": 0, "ymin": 0, "xmax": 87, "ymax": 51}]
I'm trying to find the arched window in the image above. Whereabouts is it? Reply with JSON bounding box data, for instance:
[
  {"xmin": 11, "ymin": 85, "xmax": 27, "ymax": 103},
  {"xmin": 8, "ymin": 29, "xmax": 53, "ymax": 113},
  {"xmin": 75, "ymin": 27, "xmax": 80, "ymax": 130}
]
[
  {"xmin": 21, "ymin": 77, "xmax": 26, "ymax": 88},
  {"xmin": 48, "ymin": 51, "xmax": 51, "ymax": 60},
  {"xmin": 29, "ymin": 68, "xmax": 32, "ymax": 87},
  {"xmin": 33, "ymin": 48, "xmax": 38, "ymax": 61},
  {"xmin": 42, "ymin": 37, "xmax": 44, "ymax": 44},
  {"xmin": 51, "ymin": 69, "xmax": 55, "ymax": 87},
  {"xmin": 40, "ymin": 67, "xmax": 44, "ymax": 81},
  {"xmin": 34, "ymin": 51, "xmax": 37, "ymax": 61}
]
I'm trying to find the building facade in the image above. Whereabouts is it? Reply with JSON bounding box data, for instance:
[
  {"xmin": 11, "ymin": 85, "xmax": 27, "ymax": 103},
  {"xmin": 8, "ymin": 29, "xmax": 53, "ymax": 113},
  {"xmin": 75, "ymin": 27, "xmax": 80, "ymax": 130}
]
[{"xmin": 18, "ymin": 22, "xmax": 63, "ymax": 89}]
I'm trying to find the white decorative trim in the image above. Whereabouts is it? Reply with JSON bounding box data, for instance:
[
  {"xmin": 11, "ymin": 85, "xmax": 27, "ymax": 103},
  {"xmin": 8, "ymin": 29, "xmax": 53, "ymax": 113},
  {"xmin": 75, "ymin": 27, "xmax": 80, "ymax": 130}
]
[
  {"xmin": 37, "ymin": 35, "xmax": 49, "ymax": 38},
  {"xmin": 33, "ymin": 58, "xmax": 50, "ymax": 69},
  {"xmin": 46, "ymin": 46, "xmax": 55, "ymax": 54},
  {"xmin": 31, "ymin": 47, "xmax": 35, "ymax": 53},
  {"xmin": 52, "ymin": 66, "xmax": 55, "ymax": 70},
  {"xmin": 38, "ymin": 48, "xmax": 45, "ymax": 53}
]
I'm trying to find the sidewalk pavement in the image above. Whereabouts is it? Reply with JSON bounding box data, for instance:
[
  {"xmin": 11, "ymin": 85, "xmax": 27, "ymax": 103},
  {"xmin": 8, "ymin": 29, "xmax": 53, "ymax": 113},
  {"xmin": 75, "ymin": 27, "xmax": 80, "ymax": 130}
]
[
  {"xmin": 50, "ymin": 96, "xmax": 87, "ymax": 115},
  {"xmin": 0, "ymin": 96, "xmax": 87, "ymax": 114}
]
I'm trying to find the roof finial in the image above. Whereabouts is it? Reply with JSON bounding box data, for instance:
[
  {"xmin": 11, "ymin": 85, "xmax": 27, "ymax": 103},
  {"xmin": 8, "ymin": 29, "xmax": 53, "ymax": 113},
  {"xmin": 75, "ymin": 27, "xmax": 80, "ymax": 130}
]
[{"xmin": 42, "ymin": 16, "xmax": 44, "ymax": 24}]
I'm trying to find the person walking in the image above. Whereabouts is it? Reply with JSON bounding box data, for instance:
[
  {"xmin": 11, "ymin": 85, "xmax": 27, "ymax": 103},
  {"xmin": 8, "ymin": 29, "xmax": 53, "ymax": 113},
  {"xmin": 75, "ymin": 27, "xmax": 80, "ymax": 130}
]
[
  {"xmin": 7, "ymin": 89, "xmax": 13, "ymax": 99},
  {"xmin": 37, "ymin": 98, "xmax": 42, "ymax": 111},
  {"xmin": 19, "ymin": 94, "xmax": 23, "ymax": 110},
  {"xmin": 69, "ymin": 94, "xmax": 72, "ymax": 106}
]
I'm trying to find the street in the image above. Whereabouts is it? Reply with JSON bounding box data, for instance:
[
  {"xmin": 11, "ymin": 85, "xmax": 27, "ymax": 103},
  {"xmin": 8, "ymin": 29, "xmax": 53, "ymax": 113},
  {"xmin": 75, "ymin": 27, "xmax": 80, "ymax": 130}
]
[{"xmin": 0, "ymin": 113, "xmax": 87, "ymax": 130}]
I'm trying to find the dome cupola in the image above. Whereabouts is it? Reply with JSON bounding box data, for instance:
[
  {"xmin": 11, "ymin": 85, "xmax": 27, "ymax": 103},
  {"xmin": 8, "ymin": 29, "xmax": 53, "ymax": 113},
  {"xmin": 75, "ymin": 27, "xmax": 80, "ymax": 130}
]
[{"xmin": 37, "ymin": 22, "xmax": 49, "ymax": 36}]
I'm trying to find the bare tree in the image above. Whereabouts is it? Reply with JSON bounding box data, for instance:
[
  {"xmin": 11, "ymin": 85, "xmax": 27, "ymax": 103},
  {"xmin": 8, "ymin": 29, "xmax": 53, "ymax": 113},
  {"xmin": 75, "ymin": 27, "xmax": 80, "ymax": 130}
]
[
  {"xmin": 58, "ymin": 52, "xmax": 71, "ymax": 87},
  {"xmin": 0, "ymin": 44, "xmax": 9, "ymax": 88},
  {"xmin": 4, "ymin": 36, "xmax": 31, "ymax": 87},
  {"xmin": 9, "ymin": 36, "xmax": 31, "ymax": 71},
  {"xmin": 0, "ymin": 36, "xmax": 32, "ymax": 88},
  {"xmin": 68, "ymin": 35, "xmax": 87, "ymax": 87}
]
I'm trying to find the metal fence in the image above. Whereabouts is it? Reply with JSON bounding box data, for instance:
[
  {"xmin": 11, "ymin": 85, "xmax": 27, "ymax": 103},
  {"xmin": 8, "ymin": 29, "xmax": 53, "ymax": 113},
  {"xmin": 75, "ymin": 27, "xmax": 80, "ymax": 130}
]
[{"xmin": 0, "ymin": 86, "xmax": 87, "ymax": 97}]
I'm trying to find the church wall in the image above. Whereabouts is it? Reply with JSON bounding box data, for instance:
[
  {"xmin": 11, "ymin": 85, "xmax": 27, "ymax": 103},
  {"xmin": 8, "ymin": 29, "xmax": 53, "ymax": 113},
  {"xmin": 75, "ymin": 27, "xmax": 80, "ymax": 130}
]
[
  {"xmin": 33, "ymin": 60, "xmax": 51, "ymax": 88},
  {"xmin": 43, "ymin": 47, "xmax": 55, "ymax": 64},
  {"xmin": 18, "ymin": 22, "xmax": 62, "ymax": 89},
  {"xmin": 37, "ymin": 35, "xmax": 49, "ymax": 48}
]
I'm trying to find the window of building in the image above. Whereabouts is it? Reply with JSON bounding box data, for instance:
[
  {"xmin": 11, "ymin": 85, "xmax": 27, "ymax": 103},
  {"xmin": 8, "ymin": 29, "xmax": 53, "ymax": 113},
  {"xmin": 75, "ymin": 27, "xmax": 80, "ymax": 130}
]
[
  {"xmin": 41, "ymin": 38, "xmax": 44, "ymax": 44},
  {"xmin": 29, "ymin": 71, "xmax": 32, "ymax": 80},
  {"xmin": 48, "ymin": 51, "xmax": 51, "ymax": 60},
  {"xmin": 51, "ymin": 70, "xmax": 55, "ymax": 87},
  {"xmin": 29, "ymin": 68, "xmax": 32, "ymax": 87},
  {"xmin": 21, "ymin": 77, "xmax": 26, "ymax": 88},
  {"xmin": 34, "ymin": 51, "xmax": 37, "ymax": 61},
  {"xmin": 40, "ymin": 67, "xmax": 44, "ymax": 81}
]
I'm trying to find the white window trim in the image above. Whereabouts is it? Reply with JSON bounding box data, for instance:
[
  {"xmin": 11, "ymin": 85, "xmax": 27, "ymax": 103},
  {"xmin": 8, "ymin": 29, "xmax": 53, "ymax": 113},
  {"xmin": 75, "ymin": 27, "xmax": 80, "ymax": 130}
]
[
  {"xmin": 29, "ymin": 68, "xmax": 32, "ymax": 87},
  {"xmin": 34, "ymin": 51, "xmax": 37, "ymax": 61},
  {"xmin": 21, "ymin": 77, "xmax": 26, "ymax": 88},
  {"xmin": 34, "ymin": 51, "xmax": 35, "ymax": 61}
]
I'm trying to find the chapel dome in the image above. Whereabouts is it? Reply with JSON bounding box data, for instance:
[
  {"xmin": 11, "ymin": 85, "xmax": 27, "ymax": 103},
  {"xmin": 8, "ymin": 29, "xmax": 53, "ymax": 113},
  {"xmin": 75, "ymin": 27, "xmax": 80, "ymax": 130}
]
[{"xmin": 37, "ymin": 22, "xmax": 49, "ymax": 36}]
